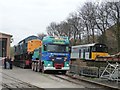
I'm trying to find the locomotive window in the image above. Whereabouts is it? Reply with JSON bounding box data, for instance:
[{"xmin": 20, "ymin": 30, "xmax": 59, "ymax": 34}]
[
  {"xmin": 92, "ymin": 45, "xmax": 108, "ymax": 52},
  {"xmin": 92, "ymin": 47, "xmax": 96, "ymax": 52},
  {"xmin": 25, "ymin": 43, "xmax": 27, "ymax": 47},
  {"xmin": 96, "ymin": 47, "xmax": 108, "ymax": 52}
]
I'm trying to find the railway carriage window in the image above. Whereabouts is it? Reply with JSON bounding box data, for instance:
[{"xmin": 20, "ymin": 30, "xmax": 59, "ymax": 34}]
[
  {"xmin": 85, "ymin": 48, "xmax": 89, "ymax": 52},
  {"xmin": 72, "ymin": 48, "xmax": 77, "ymax": 53},
  {"xmin": 79, "ymin": 48, "xmax": 83, "ymax": 53}
]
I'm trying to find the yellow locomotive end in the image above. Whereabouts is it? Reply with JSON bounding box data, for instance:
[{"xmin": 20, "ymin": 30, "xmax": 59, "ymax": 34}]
[
  {"xmin": 27, "ymin": 39, "xmax": 42, "ymax": 53},
  {"xmin": 91, "ymin": 52, "xmax": 109, "ymax": 60}
]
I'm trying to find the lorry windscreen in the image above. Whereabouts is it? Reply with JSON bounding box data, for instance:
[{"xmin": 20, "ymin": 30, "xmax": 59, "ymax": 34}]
[{"xmin": 47, "ymin": 44, "xmax": 69, "ymax": 53}]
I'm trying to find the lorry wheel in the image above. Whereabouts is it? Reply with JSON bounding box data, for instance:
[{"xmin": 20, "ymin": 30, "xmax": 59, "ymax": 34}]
[
  {"xmin": 32, "ymin": 62, "xmax": 34, "ymax": 71},
  {"xmin": 34, "ymin": 62, "xmax": 37, "ymax": 72},
  {"xmin": 42, "ymin": 64, "xmax": 45, "ymax": 73},
  {"xmin": 37, "ymin": 63, "xmax": 40, "ymax": 72}
]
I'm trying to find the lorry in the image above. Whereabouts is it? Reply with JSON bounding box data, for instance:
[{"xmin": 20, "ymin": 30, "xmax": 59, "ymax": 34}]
[{"xmin": 31, "ymin": 36, "xmax": 71, "ymax": 74}]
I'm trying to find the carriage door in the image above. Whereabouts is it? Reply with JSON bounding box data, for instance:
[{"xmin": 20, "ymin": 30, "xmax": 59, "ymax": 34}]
[
  {"xmin": 81, "ymin": 48, "xmax": 86, "ymax": 59},
  {"xmin": 83, "ymin": 49, "xmax": 85, "ymax": 59},
  {"xmin": 85, "ymin": 48, "xmax": 89, "ymax": 60},
  {"xmin": 79, "ymin": 49, "xmax": 81, "ymax": 58}
]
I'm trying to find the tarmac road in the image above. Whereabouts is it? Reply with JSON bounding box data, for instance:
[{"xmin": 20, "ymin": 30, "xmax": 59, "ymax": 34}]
[
  {"xmin": 1, "ymin": 66, "xmax": 111, "ymax": 90},
  {"xmin": 2, "ymin": 66, "xmax": 85, "ymax": 88}
]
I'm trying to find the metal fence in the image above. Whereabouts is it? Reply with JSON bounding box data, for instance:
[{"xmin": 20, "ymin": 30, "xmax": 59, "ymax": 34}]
[
  {"xmin": 69, "ymin": 64, "xmax": 99, "ymax": 77},
  {"xmin": 100, "ymin": 62, "xmax": 120, "ymax": 81},
  {"xmin": 69, "ymin": 63, "xmax": 120, "ymax": 81},
  {"xmin": 80, "ymin": 66, "xmax": 99, "ymax": 77}
]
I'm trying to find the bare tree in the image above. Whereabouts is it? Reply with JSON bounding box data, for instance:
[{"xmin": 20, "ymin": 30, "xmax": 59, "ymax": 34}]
[
  {"xmin": 37, "ymin": 33, "xmax": 47, "ymax": 40},
  {"xmin": 108, "ymin": 1, "xmax": 120, "ymax": 52},
  {"xmin": 95, "ymin": 2, "xmax": 111, "ymax": 44},
  {"xmin": 59, "ymin": 21, "xmax": 73, "ymax": 39},
  {"xmin": 67, "ymin": 12, "xmax": 83, "ymax": 45},
  {"xmin": 45, "ymin": 1, "xmax": 120, "ymax": 54},
  {"xmin": 46, "ymin": 22, "xmax": 58, "ymax": 36},
  {"xmin": 78, "ymin": 2, "xmax": 97, "ymax": 44},
  {"xmin": 46, "ymin": 21, "xmax": 73, "ymax": 39}
]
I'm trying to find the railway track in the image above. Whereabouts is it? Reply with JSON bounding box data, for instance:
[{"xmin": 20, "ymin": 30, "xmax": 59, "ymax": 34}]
[
  {"xmin": 66, "ymin": 74, "xmax": 120, "ymax": 90},
  {"xmin": 2, "ymin": 72, "xmax": 44, "ymax": 90},
  {"xmin": 48, "ymin": 72, "xmax": 119, "ymax": 90}
]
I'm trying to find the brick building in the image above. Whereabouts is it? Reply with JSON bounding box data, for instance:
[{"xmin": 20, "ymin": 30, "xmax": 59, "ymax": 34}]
[{"xmin": 0, "ymin": 32, "xmax": 12, "ymax": 57}]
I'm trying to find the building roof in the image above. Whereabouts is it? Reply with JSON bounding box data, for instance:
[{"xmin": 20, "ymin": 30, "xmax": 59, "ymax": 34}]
[{"xmin": 0, "ymin": 32, "xmax": 12, "ymax": 37}]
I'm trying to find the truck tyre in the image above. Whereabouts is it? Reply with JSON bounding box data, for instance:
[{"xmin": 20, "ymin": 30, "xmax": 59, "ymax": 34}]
[
  {"xmin": 32, "ymin": 62, "xmax": 34, "ymax": 71},
  {"xmin": 37, "ymin": 63, "xmax": 40, "ymax": 72},
  {"xmin": 42, "ymin": 64, "xmax": 45, "ymax": 73},
  {"xmin": 34, "ymin": 62, "xmax": 37, "ymax": 72}
]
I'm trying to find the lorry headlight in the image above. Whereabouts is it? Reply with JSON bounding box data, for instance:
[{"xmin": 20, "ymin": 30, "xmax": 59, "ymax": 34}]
[
  {"xmin": 66, "ymin": 64, "xmax": 69, "ymax": 67},
  {"xmin": 48, "ymin": 64, "xmax": 51, "ymax": 66},
  {"xmin": 52, "ymin": 59, "xmax": 54, "ymax": 61}
]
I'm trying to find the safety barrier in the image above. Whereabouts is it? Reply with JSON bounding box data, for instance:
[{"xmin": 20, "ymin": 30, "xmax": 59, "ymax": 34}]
[
  {"xmin": 69, "ymin": 63, "xmax": 120, "ymax": 81},
  {"xmin": 69, "ymin": 64, "xmax": 99, "ymax": 77},
  {"xmin": 80, "ymin": 66, "xmax": 99, "ymax": 77},
  {"xmin": 100, "ymin": 62, "xmax": 120, "ymax": 81}
]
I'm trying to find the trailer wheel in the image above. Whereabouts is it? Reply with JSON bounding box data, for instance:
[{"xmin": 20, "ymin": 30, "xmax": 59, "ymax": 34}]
[
  {"xmin": 34, "ymin": 62, "xmax": 37, "ymax": 72},
  {"xmin": 32, "ymin": 62, "xmax": 34, "ymax": 71},
  {"xmin": 37, "ymin": 63, "xmax": 40, "ymax": 72},
  {"xmin": 42, "ymin": 64, "xmax": 45, "ymax": 73}
]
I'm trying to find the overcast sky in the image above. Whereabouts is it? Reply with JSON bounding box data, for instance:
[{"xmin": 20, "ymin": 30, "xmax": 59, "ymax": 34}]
[{"xmin": 0, "ymin": 0, "xmax": 102, "ymax": 46}]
